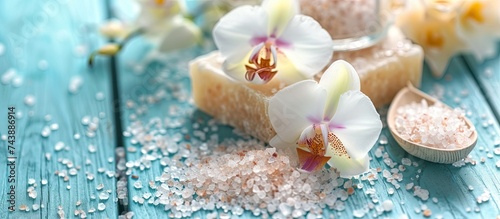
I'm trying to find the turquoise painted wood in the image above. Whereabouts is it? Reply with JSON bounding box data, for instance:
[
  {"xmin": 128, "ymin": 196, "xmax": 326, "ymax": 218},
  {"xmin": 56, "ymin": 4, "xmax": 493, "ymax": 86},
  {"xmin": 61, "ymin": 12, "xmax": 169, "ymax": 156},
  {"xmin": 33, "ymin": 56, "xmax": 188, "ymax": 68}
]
[
  {"xmin": 463, "ymin": 43, "xmax": 500, "ymax": 120},
  {"xmin": 1, "ymin": 0, "xmax": 500, "ymax": 218},
  {"xmin": 0, "ymin": 0, "xmax": 118, "ymax": 218},
  {"xmin": 115, "ymin": 37, "xmax": 500, "ymax": 218}
]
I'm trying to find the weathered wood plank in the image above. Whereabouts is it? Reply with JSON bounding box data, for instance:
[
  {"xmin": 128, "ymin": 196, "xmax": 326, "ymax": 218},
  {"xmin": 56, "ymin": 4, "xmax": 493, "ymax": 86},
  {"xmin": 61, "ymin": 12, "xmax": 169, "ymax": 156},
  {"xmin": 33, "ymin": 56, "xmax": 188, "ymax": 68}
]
[
  {"xmin": 0, "ymin": 0, "xmax": 118, "ymax": 218},
  {"xmin": 463, "ymin": 43, "xmax": 500, "ymax": 121}
]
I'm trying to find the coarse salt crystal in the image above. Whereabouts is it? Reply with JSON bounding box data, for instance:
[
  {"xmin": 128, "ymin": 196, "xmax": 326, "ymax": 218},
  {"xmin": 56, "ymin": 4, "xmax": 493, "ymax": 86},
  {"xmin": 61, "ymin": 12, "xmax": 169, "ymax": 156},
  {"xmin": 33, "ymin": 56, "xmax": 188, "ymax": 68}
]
[
  {"xmin": 382, "ymin": 200, "xmax": 394, "ymax": 211},
  {"xmin": 395, "ymin": 100, "xmax": 474, "ymax": 149}
]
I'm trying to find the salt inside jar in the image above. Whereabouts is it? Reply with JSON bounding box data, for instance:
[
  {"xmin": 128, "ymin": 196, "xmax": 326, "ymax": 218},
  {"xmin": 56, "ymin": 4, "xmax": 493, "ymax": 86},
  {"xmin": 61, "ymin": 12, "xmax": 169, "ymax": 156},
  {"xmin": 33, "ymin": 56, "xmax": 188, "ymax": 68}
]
[{"xmin": 300, "ymin": 0, "xmax": 397, "ymax": 51}]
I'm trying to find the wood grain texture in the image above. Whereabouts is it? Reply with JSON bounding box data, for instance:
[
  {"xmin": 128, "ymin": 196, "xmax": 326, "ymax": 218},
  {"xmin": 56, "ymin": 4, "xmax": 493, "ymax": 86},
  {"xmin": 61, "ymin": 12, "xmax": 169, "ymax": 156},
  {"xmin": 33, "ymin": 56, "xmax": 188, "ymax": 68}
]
[
  {"xmin": 0, "ymin": 0, "xmax": 118, "ymax": 218},
  {"xmin": 0, "ymin": 0, "xmax": 498, "ymax": 218},
  {"xmin": 463, "ymin": 43, "xmax": 500, "ymax": 121},
  {"xmin": 117, "ymin": 38, "xmax": 500, "ymax": 218}
]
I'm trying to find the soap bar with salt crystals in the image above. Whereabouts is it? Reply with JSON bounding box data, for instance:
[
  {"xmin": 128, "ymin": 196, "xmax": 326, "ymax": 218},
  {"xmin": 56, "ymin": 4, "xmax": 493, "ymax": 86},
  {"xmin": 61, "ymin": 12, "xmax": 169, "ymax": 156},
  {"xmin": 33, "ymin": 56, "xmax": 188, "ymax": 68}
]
[{"xmin": 189, "ymin": 27, "xmax": 423, "ymax": 142}]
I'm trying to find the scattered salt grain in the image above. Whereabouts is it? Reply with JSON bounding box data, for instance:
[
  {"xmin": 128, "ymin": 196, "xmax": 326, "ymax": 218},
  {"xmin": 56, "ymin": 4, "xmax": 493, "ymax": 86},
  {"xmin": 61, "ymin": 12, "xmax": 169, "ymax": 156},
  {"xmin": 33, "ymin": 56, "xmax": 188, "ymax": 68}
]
[
  {"xmin": 28, "ymin": 178, "xmax": 36, "ymax": 185},
  {"xmin": 50, "ymin": 123, "xmax": 59, "ymax": 130},
  {"xmin": 41, "ymin": 126, "xmax": 51, "ymax": 137},
  {"xmin": 88, "ymin": 144, "xmax": 96, "ymax": 153},
  {"xmin": 401, "ymin": 158, "xmax": 412, "ymax": 166},
  {"xmin": 12, "ymin": 76, "xmax": 23, "ymax": 87},
  {"xmin": 1, "ymin": 68, "xmax": 16, "ymax": 85},
  {"xmin": 19, "ymin": 204, "xmax": 29, "ymax": 211},
  {"xmin": 382, "ymin": 200, "xmax": 394, "ymax": 212},
  {"xmin": 422, "ymin": 209, "xmax": 432, "ymax": 217},
  {"xmin": 97, "ymin": 203, "xmax": 106, "ymax": 211},
  {"xmin": 99, "ymin": 192, "xmax": 110, "ymax": 200},
  {"xmin": 54, "ymin": 142, "xmax": 65, "ymax": 151},
  {"xmin": 24, "ymin": 95, "xmax": 36, "ymax": 106},
  {"xmin": 353, "ymin": 209, "xmax": 365, "ymax": 218},
  {"xmin": 387, "ymin": 188, "xmax": 395, "ymax": 195},
  {"xmin": 27, "ymin": 186, "xmax": 37, "ymax": 199},
  {"xmin": 96, "ymin": 183, "xmax": 104, "ymax": 190},
  {"xmin": 95, "ymin": 92, "xmax": 105, "ymax": 101},
  {"xmin": 378, "ymin": 135, "xmax": 388, "ymax": 145},
  {"xmin": 133, "ymin": 181, "xmax": 142, "ymax": 189},
  {"xmin": 476, "ymin": 190, "xmax": 490, "ymax": 204},
  {"xmin": 432, "ymin": 197, "xmax": 438, "ymax": 203},
  {"xmin": 395, "ymin": 100, "xmax": 474, "ymax": 149},
  {"xmin": 69, "ymin": 76, "xmax": 83, "ymax": 94}
]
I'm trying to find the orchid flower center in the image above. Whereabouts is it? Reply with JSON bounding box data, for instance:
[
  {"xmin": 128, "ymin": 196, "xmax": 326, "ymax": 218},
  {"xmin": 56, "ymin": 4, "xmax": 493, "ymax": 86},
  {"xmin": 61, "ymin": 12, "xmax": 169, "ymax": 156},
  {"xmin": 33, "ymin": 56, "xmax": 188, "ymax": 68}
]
[
  {"xmin": 296, "ymin": 124, "xmax": 350, "ymax": 172},
  {"xmin": 461, "ymin": 2, "xmax": 484, "ymax": 23},
  {"xmin": 155, "ymin": 0, "xmax": 165, "ymax": 6},
  {"xmin": 245, "ymin": 41, "xmax": 278, "ymax": 83}
]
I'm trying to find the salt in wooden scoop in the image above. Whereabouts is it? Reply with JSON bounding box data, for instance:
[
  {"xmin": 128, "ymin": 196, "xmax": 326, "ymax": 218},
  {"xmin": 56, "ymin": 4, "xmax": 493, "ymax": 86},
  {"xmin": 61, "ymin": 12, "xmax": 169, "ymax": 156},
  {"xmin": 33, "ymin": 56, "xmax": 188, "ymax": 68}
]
[{"xmin": 387, "ymin": 83, "xmax": 477, "ymax": 164}]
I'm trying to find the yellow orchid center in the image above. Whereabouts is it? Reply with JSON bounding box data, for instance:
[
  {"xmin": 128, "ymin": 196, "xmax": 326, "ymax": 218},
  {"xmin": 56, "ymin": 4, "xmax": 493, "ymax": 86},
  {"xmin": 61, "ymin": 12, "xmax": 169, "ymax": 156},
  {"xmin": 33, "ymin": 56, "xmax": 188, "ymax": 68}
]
[
  {"xmin": 296, "ymin": 124, "xmax": 350, "ymax": 172},
  {"xmin": 461, "ymin": 1, "xmax": 484, "ymax": 23},
  {"xmin": 245, "ymin": 42, "xmax": 278, "ymax": 83},
  {"xmin": 298, "ymin": 124, "xmax": 327, "ymax": 156},
  {"xmin": 155, "ymin": 0, "xmax": 165, "ymax": 6},
  {"xmin": 423, "ymin": 24, "xmax": 445, "ymax": 48}
]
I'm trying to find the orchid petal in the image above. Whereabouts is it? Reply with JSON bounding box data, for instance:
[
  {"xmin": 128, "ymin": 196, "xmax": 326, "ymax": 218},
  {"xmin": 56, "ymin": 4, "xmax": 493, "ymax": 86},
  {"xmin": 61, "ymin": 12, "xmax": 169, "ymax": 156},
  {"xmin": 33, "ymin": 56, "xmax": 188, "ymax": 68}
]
[
  {"xmin": 269, "ymin": 135, "xmax": 299, "ymax": 166},
  {"xmin": 158, "ymin": 16, "xmax": 201, "ymax": 52},
  {"xmin": 261, "ymin": 0, "xmax": 299, "ymax": 36},
  {"xmin": 273, "ymin": 53, "xmax": 311, "ymax": 84},
  {"xmin": 329, "ymin": 90, "xmax": 382, "ymax": 159},
  {"xmin": 213, "ymin": 5, "xmax": 268, "ymax": 63},
  {"xmin": 456, "ymin": 0, "xmax": 500, "ymax": 61},
  {"xmin": 268, "ymin": 80, "xmax": 327, "ymax": 143},
  {"xmin": 327, "ymin": 154, "xmax": 370, "ymax": 178},
  {"xmin": 278, "ymin": 15, "xmax": 333, "ymax": 79},
  {"xmin": 318, "ymin": 60, "xmax": 360, "ymax": 120}
]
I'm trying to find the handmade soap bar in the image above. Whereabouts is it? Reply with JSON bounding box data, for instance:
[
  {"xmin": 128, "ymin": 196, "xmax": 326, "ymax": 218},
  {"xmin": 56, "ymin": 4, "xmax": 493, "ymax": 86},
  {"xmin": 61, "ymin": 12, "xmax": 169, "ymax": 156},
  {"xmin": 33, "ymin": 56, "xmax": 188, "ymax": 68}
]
[{"xmin": 190, "ymin": 27, "xmax": 423, "ymax": 142}]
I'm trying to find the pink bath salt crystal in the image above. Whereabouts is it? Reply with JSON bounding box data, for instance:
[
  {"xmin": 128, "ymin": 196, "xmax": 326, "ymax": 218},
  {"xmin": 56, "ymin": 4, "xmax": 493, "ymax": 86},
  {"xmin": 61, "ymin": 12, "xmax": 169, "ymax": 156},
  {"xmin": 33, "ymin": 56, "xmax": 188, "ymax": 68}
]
[{"xmin": 395, "ymin": 99, "xmax": 474, "ymax": 149}]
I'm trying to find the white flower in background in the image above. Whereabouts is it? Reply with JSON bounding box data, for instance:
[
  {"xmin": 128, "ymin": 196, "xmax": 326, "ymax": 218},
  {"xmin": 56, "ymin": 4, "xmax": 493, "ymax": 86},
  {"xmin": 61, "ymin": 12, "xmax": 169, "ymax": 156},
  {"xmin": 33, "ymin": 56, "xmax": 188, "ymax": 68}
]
[
  {"xmin": 268, "ymin": 60, "xmax": 382, "ymax": 178},
  {"xmin": 135, "ymin": 0, "xmax": 201, "ymax": 52},
  {"xmin": 99, "ymin": 0, "xmax": 201, "ymax": 52},
  {"xmin": 213, "ymin": 0, "xmax": 333, "ymax": 84},
  {"xmin": 396, "ymin": 0, "xmax": 500, "ymax": 78},
  {"xmin": 456, "ymin": 0, "xmax": 500, "ymax": 61},
  {"xmin": 190, "ymin": 0, "xmax": 262, "ymax": 33}
]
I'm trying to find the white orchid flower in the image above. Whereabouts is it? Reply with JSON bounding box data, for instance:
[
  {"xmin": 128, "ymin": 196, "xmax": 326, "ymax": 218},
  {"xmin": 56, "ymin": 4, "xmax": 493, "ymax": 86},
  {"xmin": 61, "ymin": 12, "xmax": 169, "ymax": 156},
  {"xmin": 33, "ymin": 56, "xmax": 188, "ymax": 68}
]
[
  {"xmin": 396, "ymin": 0, "xmax": 500, "ymax": 77},
  {"xmin": 213, "ymin": 0, "xmax": 333, "ymax": 84},
  {"xmin": 136, "ymin": 0, "xmax": 201, "ymax": 52},
  {"xmin": 456, "ymin": 0, "xmax": 500, "ymax": 61},
  {"xmin": 99, "ymin": 0, "xmax": 201, "ymax": 51},
  {"xmin": 268, "ymin": 60, "xmax": 382, "ymax": 178},
  {"xmin": 91, "ymin": 0, "xmax": 202, "ymax": 65}
]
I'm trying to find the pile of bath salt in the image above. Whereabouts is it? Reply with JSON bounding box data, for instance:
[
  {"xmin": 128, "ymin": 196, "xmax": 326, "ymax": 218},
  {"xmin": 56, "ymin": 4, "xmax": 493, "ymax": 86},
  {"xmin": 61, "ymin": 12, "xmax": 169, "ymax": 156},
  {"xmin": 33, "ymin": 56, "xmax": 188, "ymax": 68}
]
[
  {"xmin": 299, "ymin": 0, "xmax": 381, "ymax": 39},
  {"xmin": 395, "ymin": 99, "xmax": 474, "ymax": 149},
  {"xmin": 148, "ymin": 145, "xmax": 349, "ymax": 218}
]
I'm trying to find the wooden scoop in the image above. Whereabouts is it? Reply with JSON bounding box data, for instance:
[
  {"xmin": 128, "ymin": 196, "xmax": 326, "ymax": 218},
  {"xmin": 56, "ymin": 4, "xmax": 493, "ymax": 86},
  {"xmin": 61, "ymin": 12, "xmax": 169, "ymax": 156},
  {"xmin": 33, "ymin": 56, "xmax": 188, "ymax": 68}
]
[{"xmin": 387, "ymin": 83, "xmax": 477, "ymax": 164}]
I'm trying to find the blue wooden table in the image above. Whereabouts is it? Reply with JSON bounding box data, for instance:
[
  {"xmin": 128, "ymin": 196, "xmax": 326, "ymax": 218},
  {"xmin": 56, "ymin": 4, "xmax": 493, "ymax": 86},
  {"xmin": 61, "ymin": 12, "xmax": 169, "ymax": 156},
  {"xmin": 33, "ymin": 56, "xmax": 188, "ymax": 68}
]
[{"xmin": 1, "ymin": 1, "xmax": 499, "ymax": 218}]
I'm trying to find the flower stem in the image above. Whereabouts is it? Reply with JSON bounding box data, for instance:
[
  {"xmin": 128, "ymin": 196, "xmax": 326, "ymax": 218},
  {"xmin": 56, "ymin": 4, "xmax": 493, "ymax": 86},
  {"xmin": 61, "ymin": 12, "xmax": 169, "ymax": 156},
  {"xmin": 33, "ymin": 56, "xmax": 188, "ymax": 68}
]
[{"xmin": 88, "ymin": 28, "xmax": 145, "ymax": 67}]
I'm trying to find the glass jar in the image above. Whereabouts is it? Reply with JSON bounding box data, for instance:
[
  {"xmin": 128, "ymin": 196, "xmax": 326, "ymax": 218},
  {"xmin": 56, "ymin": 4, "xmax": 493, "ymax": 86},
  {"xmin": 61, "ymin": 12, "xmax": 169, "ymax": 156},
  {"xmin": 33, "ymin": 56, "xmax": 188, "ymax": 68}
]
[{"xmin": 300, "ymin": 0, "xmax": 398, "ymax": 51}]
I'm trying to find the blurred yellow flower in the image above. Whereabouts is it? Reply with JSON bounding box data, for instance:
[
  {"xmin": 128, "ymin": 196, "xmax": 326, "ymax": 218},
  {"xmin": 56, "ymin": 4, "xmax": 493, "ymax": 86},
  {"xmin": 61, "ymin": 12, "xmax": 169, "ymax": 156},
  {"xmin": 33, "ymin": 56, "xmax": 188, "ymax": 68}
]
[{"xmin": 397, "ymin": 0, "xmax": 500, "ymax": 78}]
